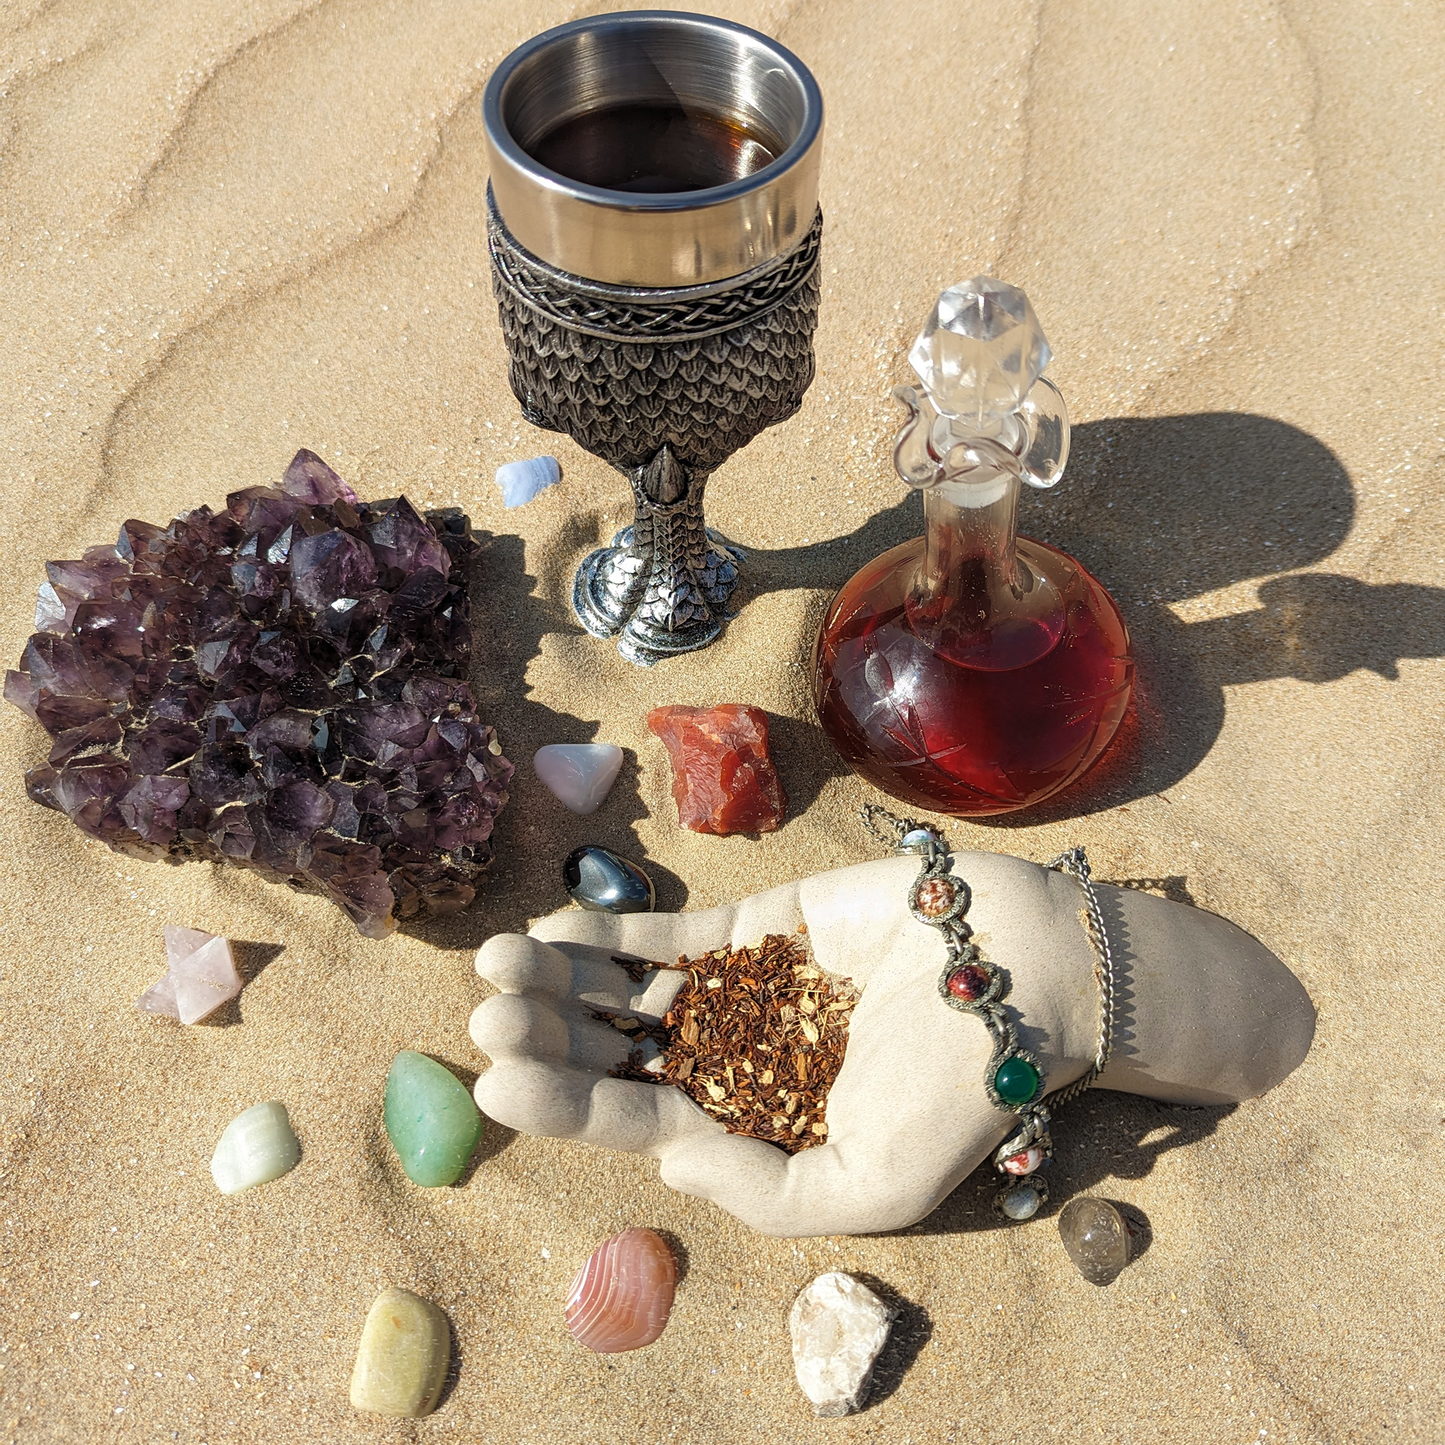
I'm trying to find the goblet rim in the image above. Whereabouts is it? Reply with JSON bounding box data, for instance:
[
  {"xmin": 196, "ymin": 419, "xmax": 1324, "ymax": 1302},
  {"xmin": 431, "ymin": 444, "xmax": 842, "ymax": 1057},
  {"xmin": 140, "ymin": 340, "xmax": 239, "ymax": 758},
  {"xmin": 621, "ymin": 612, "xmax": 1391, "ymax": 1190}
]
[{"xmin": 483, "ymin": 9, "xmax": 824, "ymax": 287}]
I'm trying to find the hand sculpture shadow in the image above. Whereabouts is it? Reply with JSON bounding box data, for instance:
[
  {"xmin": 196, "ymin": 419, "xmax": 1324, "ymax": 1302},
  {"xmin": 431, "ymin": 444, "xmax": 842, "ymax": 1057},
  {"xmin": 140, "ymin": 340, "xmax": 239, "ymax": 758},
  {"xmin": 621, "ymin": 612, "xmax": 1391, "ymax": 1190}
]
[
  {"xmin": 733, "ymin": 411, "xmax": 1442, "ymax": 818},
  {"xmin": 908, "ymin": 1094, "xmax": 1234, "ymax": 1236},
  {"xmin": 469, "ymin": 852, "xmax": 1314, "ymax": 1238}
]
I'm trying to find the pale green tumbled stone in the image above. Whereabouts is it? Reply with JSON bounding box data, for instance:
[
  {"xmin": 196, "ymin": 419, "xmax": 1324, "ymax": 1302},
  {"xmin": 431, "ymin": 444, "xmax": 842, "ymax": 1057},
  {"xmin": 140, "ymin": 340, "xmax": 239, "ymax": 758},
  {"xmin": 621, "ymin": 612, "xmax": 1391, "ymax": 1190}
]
[
  {"xmin": 210, "ymin": 1101, "xmax": 300, "ymax": 1195},
  {"xmin": 349, "ymin": 1286, "xmax": 450, "ymax": 1418},
  {"xmin": 383, "ymin": 1051, "xmax": 484, "ymax": 1187}
]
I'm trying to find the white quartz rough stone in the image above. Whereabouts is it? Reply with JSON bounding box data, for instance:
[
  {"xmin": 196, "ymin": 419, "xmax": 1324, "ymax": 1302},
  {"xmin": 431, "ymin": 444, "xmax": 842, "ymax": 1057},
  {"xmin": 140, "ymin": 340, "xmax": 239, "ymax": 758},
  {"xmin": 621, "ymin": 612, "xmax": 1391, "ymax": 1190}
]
[
  {"xmin": 789, "ymin": 1272, "xmax": 896, "ymax": 1417},
  {"xmin": 533, "ymin": 743, "xmax": 624, "ymax": 815},
  {"xmin": 210, "ymin": 1101, "xmax": 301, "ymax": 1195},
  {"xmin": 495, "ymin": 455, "xmax": 561, "ymax": 508},
  {"xmin": 136, "ymin": 925, "xmax": 242, "ymax": 1024}
]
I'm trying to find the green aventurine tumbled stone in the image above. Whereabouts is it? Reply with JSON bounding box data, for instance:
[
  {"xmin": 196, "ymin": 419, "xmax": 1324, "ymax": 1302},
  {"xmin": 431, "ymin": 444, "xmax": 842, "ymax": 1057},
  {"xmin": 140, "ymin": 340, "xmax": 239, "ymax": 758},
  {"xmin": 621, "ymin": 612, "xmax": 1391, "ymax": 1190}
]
[
  {"xmin": 384, "ymin": 1051, "xmax": 484, "ymax": 1186},
  {"xmin": 349, "ymin": 1286, "xmax": 450, "ymax": 1417}
]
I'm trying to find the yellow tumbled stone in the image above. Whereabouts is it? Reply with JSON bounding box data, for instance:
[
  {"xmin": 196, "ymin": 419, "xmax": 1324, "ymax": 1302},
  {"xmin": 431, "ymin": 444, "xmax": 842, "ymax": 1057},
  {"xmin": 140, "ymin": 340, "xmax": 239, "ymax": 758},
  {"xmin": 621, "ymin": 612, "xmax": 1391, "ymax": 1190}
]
[{"xmin": 348, "ymin": 1286, "xmax": 450, "ymax": 1418}]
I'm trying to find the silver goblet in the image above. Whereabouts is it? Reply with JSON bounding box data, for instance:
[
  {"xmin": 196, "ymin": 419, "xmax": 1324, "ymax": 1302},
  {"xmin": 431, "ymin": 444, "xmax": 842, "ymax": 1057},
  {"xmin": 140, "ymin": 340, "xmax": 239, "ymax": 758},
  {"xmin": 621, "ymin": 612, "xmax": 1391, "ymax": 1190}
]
[{"xmin": 483, "ymin": 11, "xmax": 824, "ymax": 666}]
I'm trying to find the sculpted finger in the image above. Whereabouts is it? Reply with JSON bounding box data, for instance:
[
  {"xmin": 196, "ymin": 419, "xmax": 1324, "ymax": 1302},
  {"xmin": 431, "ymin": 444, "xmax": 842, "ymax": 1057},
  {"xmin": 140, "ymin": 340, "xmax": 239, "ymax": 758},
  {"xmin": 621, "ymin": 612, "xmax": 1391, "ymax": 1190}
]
[
  {"xmin": 628, "ymin": 967, "xmax": 689, "ymax": 1020},
  {"xmin": 531, "ymin": 881, "xmax": 802, "ymax": 958},
  {"xmin": 469, "ymin": 994, "xmax": 570, "ymax": 1063},
  {"xmin": 474, "ymin": 1059, "xmax": 592, "ymax": 1138},
  {"xmin": 548, "ymin": 942, "xmax": 677, "ymax": 1016},
  {"xmin": 537, "ymin": 942, "xmax": 690, "ymax": 1019},
  {"xmin": 475, "ymin": 933, "xmax": 571, "ymax": 998},
  {"xmin": 532, "ymin": 899, "xmax": 740, "ymax": 961},
  {"xmin": 470, "ymin": 994, "xmax": 639, "ymax": 1074},
  {"xmin": 475, "ymin": 1061, "xmax": 717, "ymax": 1156}
]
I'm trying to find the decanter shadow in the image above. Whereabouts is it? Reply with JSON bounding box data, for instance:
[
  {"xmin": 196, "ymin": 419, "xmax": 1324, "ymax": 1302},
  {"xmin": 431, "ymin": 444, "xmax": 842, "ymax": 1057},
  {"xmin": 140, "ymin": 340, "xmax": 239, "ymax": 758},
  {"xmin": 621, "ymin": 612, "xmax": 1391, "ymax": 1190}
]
[
  {"xmin": 993, "ymin": 410, "xmax": 1445, "ymax": 821},
  {"xmin": 746, "ymin": 411, "xmax": 1438, "ymax": 820}
]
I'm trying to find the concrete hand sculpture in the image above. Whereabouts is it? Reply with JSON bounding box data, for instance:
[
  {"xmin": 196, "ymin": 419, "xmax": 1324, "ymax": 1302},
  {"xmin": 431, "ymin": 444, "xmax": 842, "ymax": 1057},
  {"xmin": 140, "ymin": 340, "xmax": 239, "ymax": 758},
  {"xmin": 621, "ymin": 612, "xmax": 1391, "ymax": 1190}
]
[{"xmin": 469, "ymin": 853, "xmax": 1314, "ymax": 1238}]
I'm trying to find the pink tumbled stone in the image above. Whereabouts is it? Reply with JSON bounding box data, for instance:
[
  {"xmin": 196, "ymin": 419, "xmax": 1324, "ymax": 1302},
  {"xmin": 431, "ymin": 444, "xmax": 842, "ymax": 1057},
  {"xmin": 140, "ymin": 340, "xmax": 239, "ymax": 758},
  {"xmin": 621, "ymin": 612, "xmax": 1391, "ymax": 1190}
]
[
  {"xmin": 136, "ymin": 926, "xmax": 242, "ymax": 1025},
  {"xmin": 564, "ymin": 1228, "xmax": 676, "ymax": 1354}
]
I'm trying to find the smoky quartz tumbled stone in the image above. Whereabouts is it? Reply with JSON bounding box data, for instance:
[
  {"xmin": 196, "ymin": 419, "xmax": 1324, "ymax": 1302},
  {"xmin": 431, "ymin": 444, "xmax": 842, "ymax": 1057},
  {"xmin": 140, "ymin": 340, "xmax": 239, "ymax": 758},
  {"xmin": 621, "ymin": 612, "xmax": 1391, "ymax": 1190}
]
[
  {"xmin": 1058, "ymin": 1196, "xmax": 1131, "ymax": 1285},
  {"xmin": 563, "ymin": 845, "xmax": 655, "ymax": 914}
]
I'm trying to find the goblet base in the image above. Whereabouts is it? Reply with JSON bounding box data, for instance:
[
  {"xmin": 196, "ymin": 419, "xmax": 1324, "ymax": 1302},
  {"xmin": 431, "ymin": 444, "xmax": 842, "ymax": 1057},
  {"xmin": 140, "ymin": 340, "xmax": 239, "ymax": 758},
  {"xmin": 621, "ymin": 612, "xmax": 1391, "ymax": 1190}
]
[{"xmin": 573, "ymin": 526, "xmax": 746, "ymax": 667}]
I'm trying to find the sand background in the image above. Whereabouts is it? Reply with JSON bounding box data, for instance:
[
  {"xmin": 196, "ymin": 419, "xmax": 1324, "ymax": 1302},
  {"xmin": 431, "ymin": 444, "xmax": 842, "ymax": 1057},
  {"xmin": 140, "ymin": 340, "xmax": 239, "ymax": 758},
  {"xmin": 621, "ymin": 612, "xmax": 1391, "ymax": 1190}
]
[{"xmin": 1, "ymin": 0, "xmax": 1442, "ymax": 1440}]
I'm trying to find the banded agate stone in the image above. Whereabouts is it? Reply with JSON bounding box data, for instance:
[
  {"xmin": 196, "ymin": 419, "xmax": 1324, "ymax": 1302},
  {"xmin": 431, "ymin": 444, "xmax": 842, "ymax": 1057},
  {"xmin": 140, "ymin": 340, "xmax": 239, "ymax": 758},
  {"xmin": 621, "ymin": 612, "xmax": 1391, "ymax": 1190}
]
[
  {"xmin": 2, "ymin": 450, "xmax": 513, "ymax": 938},
  {"xmin": 564, "ymin": 1229, "xmax": 676, "ymax": 1354}
]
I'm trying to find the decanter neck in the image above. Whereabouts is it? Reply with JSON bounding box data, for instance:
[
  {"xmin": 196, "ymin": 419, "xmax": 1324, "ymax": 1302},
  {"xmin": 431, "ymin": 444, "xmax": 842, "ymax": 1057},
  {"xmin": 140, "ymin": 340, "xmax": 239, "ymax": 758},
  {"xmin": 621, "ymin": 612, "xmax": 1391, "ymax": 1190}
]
[
  {"xmin": 907, "ymin": 468, "xmax": 1066, "ymax": 671},
  {"xmin": 919, "ymin": 472, "xmax": 1022, "ymax": 601}
]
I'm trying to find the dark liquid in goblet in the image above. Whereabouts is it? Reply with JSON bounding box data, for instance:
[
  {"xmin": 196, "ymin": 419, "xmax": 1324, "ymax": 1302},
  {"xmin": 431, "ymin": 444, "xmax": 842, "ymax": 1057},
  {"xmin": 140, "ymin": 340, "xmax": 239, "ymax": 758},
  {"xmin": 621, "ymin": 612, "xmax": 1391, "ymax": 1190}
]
[{"xmin": 530, "ymin": 103, "xmax": 782, "ymax": 193}]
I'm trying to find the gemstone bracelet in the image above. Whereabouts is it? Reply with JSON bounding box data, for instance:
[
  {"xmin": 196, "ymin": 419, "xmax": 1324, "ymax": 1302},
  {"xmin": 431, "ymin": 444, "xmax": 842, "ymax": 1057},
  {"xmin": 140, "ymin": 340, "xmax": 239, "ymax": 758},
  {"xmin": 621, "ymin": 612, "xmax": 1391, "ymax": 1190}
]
[{"xmin": 861, "ymin": 805, "xmax": 1117, "ymax": 1222}]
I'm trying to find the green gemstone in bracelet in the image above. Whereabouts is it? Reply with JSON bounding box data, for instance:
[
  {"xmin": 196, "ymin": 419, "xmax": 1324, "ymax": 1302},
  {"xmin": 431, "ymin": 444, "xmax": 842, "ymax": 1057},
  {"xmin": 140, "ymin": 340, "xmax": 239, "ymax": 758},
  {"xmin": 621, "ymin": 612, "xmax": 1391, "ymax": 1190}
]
[{"xmin": 993, "ymin": 1055, "xmax": 1041, "ymax": 1107}]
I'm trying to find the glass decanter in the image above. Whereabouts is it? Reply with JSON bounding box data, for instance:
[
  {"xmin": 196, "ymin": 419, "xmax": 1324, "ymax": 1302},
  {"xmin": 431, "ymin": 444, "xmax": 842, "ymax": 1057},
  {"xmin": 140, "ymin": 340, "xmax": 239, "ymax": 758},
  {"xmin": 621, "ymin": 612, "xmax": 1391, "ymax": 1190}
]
[{"xmin": 812, "ymin": 278, "xmax": 1133, "ymax": 816}]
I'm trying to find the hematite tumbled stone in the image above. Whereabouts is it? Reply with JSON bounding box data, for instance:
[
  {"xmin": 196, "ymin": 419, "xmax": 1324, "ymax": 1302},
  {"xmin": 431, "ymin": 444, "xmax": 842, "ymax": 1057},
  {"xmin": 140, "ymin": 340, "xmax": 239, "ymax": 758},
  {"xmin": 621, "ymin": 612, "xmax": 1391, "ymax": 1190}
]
[
  {"xmin": 3, "ymin": 450, "xmax": 513, "ymax": 938},
  {"xmin": 563, "ymin": 845, "xmax": 655, "ymax": 914}
]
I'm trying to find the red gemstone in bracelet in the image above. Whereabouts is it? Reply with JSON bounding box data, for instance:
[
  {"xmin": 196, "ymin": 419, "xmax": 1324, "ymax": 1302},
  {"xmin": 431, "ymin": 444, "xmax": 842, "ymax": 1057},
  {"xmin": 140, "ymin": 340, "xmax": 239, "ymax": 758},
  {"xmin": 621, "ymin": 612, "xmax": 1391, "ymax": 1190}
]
[{"xmin": 946, "ymin": 963, "xmax": 990, "ymax": 1000}]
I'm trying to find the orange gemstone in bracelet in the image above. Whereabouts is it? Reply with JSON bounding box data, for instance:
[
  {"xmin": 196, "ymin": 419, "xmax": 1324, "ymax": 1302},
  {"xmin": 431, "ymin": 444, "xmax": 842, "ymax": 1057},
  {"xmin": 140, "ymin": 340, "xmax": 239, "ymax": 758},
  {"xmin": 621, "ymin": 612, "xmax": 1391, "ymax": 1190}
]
[{"xmin": 916, "ymin": 879, "xmax": 957, "ymax": 916}]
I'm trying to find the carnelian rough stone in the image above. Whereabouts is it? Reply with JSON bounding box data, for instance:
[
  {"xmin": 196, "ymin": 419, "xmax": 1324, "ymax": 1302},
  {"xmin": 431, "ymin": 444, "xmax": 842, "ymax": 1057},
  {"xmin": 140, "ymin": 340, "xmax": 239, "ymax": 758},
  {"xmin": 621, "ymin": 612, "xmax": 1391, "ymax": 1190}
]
[{"xmin": 646, "ymin": 704, "xmax": 787, "ymax": 835}]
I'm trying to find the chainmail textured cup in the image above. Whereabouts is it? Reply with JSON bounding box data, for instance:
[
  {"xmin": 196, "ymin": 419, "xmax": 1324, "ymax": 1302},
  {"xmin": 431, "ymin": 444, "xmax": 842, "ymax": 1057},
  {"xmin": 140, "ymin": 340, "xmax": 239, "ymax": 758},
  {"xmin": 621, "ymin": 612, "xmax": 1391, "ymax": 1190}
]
[{"xmin": 483, "ymin": 13, "xmax": 824, "ymax": 666}]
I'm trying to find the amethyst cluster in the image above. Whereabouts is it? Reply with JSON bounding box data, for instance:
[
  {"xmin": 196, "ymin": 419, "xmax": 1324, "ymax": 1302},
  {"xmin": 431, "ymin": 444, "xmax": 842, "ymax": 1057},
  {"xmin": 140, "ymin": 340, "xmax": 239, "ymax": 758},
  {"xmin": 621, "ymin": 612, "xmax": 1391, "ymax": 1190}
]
[{"xmin": 3, "ymin": 450, "xmax": 513, "ymax": 937}]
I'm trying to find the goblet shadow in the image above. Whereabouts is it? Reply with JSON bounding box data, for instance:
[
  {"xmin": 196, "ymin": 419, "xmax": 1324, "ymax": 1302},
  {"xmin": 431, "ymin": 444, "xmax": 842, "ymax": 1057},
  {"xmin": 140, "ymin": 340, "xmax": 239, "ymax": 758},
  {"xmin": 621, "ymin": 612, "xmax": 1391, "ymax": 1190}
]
[{"xmin": 399, "ymin": 529, "xmax": 686, "ymax": 950}]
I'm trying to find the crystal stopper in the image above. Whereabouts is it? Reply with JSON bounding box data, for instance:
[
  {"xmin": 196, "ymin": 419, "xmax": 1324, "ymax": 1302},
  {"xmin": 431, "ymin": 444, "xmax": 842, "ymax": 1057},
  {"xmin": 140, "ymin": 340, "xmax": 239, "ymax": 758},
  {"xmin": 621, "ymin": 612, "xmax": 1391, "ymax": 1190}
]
[{"xmin": 907, "ymin": 277, "xmax": 1052, "ymax": 425}]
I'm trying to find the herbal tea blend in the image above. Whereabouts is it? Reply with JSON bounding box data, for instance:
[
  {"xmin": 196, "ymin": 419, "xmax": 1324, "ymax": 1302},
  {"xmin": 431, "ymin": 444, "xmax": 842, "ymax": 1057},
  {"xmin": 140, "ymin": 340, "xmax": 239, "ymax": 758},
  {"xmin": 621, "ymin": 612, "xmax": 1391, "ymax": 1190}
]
[{"xmin": 612, "ymin": 931, "xmax": 858, "ymax": 1154}]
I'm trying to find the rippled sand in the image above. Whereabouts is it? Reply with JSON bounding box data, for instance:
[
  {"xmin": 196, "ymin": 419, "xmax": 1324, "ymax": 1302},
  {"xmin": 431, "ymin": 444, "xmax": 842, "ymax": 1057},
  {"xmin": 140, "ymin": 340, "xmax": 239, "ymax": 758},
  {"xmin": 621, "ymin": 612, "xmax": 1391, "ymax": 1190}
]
[{"xmin": 1, "ymin": 1, "xmax": 1441, "ymax": 1440}]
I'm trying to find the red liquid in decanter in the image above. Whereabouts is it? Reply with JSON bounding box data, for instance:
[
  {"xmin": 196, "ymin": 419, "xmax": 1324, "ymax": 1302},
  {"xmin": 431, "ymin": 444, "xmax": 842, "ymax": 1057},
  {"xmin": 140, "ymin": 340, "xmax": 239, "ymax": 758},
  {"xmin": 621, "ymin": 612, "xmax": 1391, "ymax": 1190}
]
[{"xmin": 813, "ymin": 535, "xmax": 1133, "ymax": 816}]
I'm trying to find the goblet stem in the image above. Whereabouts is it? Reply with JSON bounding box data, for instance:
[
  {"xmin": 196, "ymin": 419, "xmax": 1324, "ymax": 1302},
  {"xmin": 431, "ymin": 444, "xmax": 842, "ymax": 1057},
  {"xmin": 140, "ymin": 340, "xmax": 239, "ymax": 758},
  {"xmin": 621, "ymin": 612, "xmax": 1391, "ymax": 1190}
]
[
  {"xmin": 486, "ymin": 195, "xmax": 820, "ymax": 667},
  {"xmin": 572, "ymin": 445, "xmax": 744, "ymax": 667}
]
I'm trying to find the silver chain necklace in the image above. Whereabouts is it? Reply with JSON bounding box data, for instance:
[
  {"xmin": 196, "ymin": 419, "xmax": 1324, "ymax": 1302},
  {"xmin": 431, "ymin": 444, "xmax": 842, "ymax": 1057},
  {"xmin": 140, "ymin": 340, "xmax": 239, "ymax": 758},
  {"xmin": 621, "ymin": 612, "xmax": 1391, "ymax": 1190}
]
[{"xmin": 860, "ymin": 804, "xmax": 1117, "ymax": 1222}]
